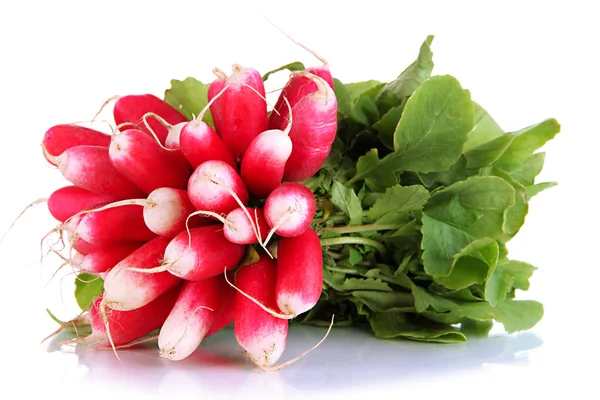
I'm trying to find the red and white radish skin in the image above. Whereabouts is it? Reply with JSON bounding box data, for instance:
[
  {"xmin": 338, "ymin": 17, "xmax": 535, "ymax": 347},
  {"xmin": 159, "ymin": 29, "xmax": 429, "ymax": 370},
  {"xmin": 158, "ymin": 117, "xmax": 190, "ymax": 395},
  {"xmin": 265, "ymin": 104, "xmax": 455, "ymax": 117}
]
[
  {"xmin": 187, "ymin": 160, "xmax": 249, "ymax": 215},
  {"xmin": 277, "ymin": 73, "xmax": 338, "ymax": 182},
  {"xmin": 48, "ymin": 186, "xmax": 117, "ymax": 222},
  {"xmin": 159, "ymin": 276, "xmax": 233, "ymax": 361},
  {"xmin": 42, "ymin": 124, "xmax": 112, "ymax": 165},
  {"xmin": 240, "ymin": 127, "xmax": 293, "ymax": 198},
  {"xmin": 179, "ymin": 119, "xmax": 236, "ymax": 169},
  {"xmin": 113, "ymin": 94, "xmax": 188, "ymax": 145},
  {"xmin": 43, "ymin": 145, "xmax": 145, "ymax": 199},
  {"xmin": 109, "ymin": 129, "xmax": 191, "ymax": 194},
  {"xmin": 268, "ymin": 66, "xmax": 334, "ymax": 130},
  {"xmin": 234, "ymin": 255, "xmax": 288, "ymax": 368},
  {"xmin": 275, "ymin": 227, "xmax": 323, "ymax": 317},
  {"xmin": 72, "ymin": 242, "xmax": 144, "ymax": 274},
  {"xmin": 161, "ymin": 225, "xmax": 246, "ymax": 281},
  {"xmin": 264, "ymin": 182, "xmax": 316, "ymax": 238},
  {"xmin": 210, "ymin": 65, "xmax": 268, "ymax": 160},
  {"xmin": 103, "ymin": 236, "xmax": 181, "ymax": 310},
  {"xmin": 74, "ymin": 204, "xmax": 156, "ymax": 245},
  {"xmin": 223, "ymin": 207, "xmax": 270, "ymax": 245},
  {"xmin": 83, "ymin": 285, "xmax": 180, "ymax": 348},
  {"xmin": 65, "ymin": 214, "xmax": 104, "ymax": 255},
  {"xmin": 102, "ymin": 188, "xmax": 210, "ymax": 237}
]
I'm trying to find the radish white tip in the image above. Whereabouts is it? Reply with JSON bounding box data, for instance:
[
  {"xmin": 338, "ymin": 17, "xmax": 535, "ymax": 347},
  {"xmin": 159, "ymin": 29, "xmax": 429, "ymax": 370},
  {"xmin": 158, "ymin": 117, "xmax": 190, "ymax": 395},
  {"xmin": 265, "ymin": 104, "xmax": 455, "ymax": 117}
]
[
  {"xmin": 140, "ymin": 113, "xmax": 178, "ymax": 151},
  {"xmin": 212, "ymin": 67, "xmax": 228, "ymax": 80},
  {"xmin": 256, "ymin": 314, "xmax": 335, "ymax": 372},
  {"xmin": 159, "ymin": 305, "xmax": 214, "ymax": 361}
]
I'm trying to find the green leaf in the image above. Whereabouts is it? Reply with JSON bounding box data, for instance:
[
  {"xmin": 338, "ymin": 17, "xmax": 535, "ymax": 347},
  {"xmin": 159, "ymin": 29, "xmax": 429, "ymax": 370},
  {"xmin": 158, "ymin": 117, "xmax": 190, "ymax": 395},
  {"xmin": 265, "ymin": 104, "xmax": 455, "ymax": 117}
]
[
  {"xmin": 262, "ymin": 61, "xmax": 305, "ymax": 81},
  {"xmin": 411, "ymin": 284, "xmax": 544, "ymax": 333},
  {"xmin": 368, "ymin": 311, "xmax": 466, "ymax": 343},
  {"xmin": 352, "ymin": 290, "xmax": 414, "ymax": 312},
  {"xmin": 435, "ymin": 238, "xmax": 499, "ymax": 290},
  {"xmin": 348, "ymin": 247, "xmax": 363, "ymax": 266},
  {"xmin": 366, "ymin": 185, "xmax": 429, "ymax": 225},
  {"xmin": 354, "ymin": 148, "xmax": 398, "ymax": 192},
  {"xmin": 74, "ymin": 273, "xmax": 104, "ymax": 311},
  {"xmin": 348, "ymin": 75, "xmax": 474, "ymax": 186},
  {"xmin": 460, "ymin": 319, "xmax": 494, "ymax": 336},
  {"xmin": 333, "ymin": 78, "xmax": 352, "ymax": 119},
  {"xmin": 485, "ymin": 264, "xmax": 514, "ymax": 306},
  {"xmin": 350, "ymin": 94, "xmax": 380, "ymax": 126},
  {"xmin": 510, "ymin": 152, "xmax": 546, "ymax": 186},
  {"xmin": 526, "ymin": 182, "xmax": 557, "ymax": 199},
  {"xmin": 164, "ymin": 77, "xmax": 213, "ymax": 126},
  {"xmin": 463, "ymin": 102, "xmax": 505, "ymax": 152},
  {"xmin": 330, "ymin": 181, "xmax": 362, "ymax": 225},
  {"xmin": 375, "ymin": 35, "xmax": 435, "ymax": 114},
  {"xmin": 373, "ymin": 101, "xmax": 407, "ymax": 149},
  {"xmin": 346, "ymin": 80, "xmax": 385, "ymax": 104},
  {"xmin": 499, "ymin": 260, "xmax": 537, "ymax": 291},
  {"xmin": 493, "ymin": 119, "xmax": 561, "ymax": 173},
  {"xmin": 422, "ymin": 176, "xmax": 515, "ymax": 277}
]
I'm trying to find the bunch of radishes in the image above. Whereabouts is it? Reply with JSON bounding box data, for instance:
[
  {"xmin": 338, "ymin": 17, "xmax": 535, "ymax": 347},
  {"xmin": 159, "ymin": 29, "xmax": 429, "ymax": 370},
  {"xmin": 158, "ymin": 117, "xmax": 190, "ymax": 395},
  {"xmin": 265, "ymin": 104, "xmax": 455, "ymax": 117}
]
[{"xmin": 41, "ymin": 61, "xmax": 337, "ymax": 369}]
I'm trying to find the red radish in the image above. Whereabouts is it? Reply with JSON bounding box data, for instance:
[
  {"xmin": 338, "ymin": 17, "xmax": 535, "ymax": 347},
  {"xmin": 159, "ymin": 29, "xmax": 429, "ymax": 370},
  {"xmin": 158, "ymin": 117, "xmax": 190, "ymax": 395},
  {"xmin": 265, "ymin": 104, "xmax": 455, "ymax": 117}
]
[
  {"xmin": 187, "ymin": 160, "xmax": 249, "ymax": 215},
  {"xmin": 113, "ymin": 94, "xmax": 188, "ymax": 145},
  {"xmin": 268, "ymin": 67, "xmax": 334, "ymax": 130},
  {"xmin": 188, "ymin": 207, "xmax": 269, "ymax": 246},
  {"xmin": 64, "ymin": 215, "xmax": 103, "ymax": 255},
  {"xmin": 179, "ymin": 82, "xmax": 236, "ymax": 168},
  {"xmin": 274, "ymin": 72, "xmax": 338, "ymax": 182},
  {"xmin": 48, "ymin": 186, "xmax": 117, "ymax": 222},
  {"xmin": 109, "ymin": 129, "xmax": 192, "ymax": 194},
  {"xmin": 42, "ymin": 124, "xmax": 112, "ymax": 166},
  {"xmin": 74, "ymin": 204, "xmax": 156, "ymax": 245},
  {"xmin": 179, "ymin": 120, "xmax": 236, "ymax": 169},
  {"xmin": 240, "ymin": 99, "xmax": 293, "ymax": 198},
  {"xmin": 263, "ymin": 182, "xmax": 316, "ymax": 242},
  {"xmin": 158, "ymin": 276, "xmax": 234, "ymax": 361},
  {"xmin": 72, "ymin": 242, "xmax": 144, "ymax": 274},
  {"xmin": 160, "ymin": 225, "xmax": 246, "ymax": 281},
  {"xmin": 81, "ymin": 285, "xmax": 181, "ymax": 348},
  {"xmin": 92, "ymin": 188, "xmax": 210, "ymax": 238},
  {"xmin": 209, "ymin": 65, "xmax": 268, "ymax": 160},
  {"xmin": 234, "ymin": 254, "xmax": 288, "ymax": 368},
  {"xmin": 205, "ymin": 288, "xmax": 235, "ymax": 338},
  {"xmin": 276, "ymin": 227, "xmax": 323, "ymax": 317},
  {"xmin": 103, "ymin": 236, "xmax": 181, "ymax": 310},
  {"xmin": 207, "ymin": 70, "xmax": 226, "ymax": 135},
  {"xmin": 42, "ymin": 145, "xmax": 145, "ymax": 199}
]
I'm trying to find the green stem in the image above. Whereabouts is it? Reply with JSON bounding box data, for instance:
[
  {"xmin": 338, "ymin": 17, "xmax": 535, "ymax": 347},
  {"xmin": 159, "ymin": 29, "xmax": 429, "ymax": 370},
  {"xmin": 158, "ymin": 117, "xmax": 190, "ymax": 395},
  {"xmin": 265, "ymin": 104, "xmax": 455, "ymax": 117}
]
[
  {"xmin": 324, "ymin": 223, "xmax": 404, "ymax": 234},
  {"xmin": 320, "ymin": 237, "xmax": 387, "ymax": 256}
]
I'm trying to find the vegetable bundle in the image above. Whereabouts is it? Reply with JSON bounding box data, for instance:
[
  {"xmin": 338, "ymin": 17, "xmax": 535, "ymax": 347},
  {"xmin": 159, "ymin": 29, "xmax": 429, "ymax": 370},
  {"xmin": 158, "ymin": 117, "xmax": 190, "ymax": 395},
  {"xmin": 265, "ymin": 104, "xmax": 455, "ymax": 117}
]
[{"xmin": 38, "ymin": 35, "xmax": 559, "ymax": 368}]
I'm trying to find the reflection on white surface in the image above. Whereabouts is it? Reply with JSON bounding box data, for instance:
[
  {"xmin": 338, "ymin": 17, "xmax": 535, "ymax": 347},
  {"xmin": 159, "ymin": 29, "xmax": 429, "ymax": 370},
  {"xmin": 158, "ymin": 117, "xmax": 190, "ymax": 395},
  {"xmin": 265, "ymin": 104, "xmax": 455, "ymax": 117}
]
[{"xmin": 42, "ymin": 325, "xmax": 542, "ymax": 399}]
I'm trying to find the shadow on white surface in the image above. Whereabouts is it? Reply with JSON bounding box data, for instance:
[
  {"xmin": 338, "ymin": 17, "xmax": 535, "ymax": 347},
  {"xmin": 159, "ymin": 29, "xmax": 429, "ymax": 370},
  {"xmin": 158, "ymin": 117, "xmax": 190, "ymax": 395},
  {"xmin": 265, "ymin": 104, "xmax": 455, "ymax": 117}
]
[{"xmin": 44, "ymin": 324, "xmax": 542, "ymax": 399}]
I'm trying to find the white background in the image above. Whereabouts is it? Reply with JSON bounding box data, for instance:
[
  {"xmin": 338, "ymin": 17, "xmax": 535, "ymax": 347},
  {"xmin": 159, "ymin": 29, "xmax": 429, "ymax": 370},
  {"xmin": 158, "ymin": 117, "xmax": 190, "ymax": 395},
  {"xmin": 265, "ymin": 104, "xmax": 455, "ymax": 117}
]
[{"xmin": 0, "ymin": 1, "xmax": 597, "ymax": 399}]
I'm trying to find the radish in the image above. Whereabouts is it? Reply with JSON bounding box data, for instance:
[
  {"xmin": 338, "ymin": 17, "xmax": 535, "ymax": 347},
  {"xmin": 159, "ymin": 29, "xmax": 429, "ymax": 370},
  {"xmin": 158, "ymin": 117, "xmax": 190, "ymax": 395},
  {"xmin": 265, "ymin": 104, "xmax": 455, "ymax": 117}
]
[
  {"xmin": 42, "ymin": 145, "xmax": 145, "ymax": 199},
  {"xmin": 268, "ymin": 67, "xmax": 334, "ymax": 131},
  {"xmin": 187, "ymin": 160, "xmax": 249, "ymax": 215},
  {"xmin": 48, "ymin": 186, "xmax": 117, "ymax": 222},
  {"xmin": 158, "ymin": 276, "xmax": 234, "ymax": 361},
  {"xmin": 90, "ymin": 188, "xmax": 210, "ymax": 238},
  {"xmin": 103, "ymin": 236, "xmax": 181, "ymax": 310},
  {"xmin": 80, "ymin": 285, "xmax": 180, "ymax": 348},
  {"xmin": 240, "ymin": 98, "xmax": 293, "ymax": 198},
  {"xmin": 160, "ymin": 225, "xmax": 246, "ymax": 281},
  {"xmin": 179, "ymin": 81, "xmax": 236, "ymax": 168},
  {"xmin": 234, "ymin": 254, "xmax": 288, "ymax": 368},
  {"xmin": 274, "ymin": 72, "xmax": 338, "ymax": 182},
  {"xmin": 74, "ymin": 204, "xmax": 156, "ymax": 245},
  {"xmin": 188, "ymin": 207, "xmax": 269, "ymax": 246},
  {"xmin": 205, "ymin": 287, "xmax": 236, "ymax": 338},
  {"xmin": 109, "ymin": 129, "xmax": 192, "ymax": 194},
  {"xmin": 263, "ymin": 182, "xmax": 316, "ymax": 243},
  {"xmin": 207, "ymin": 69, "xmax": 226, "ymax": 135},
  {"xmin": 72, "ymin": 242, "xmax": 144, "ymax": 274},
  {"xmin": 113, "ymin": 94, "xmax": 188, "ymax": 145},
  {"xmin": 42, "ymin": 124, "xmax": 112, "ymax": 165},
  {"xmin": 275, "ymin": 227, "xmax": 323, "ymax": 317},
  {"xmin": 209, "ymin": 65, "xmax": 268, "ymax": 160}
]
